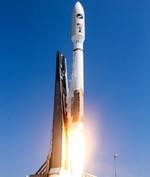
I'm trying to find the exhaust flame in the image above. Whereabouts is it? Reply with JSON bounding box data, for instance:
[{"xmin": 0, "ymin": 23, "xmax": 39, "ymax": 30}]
[{"xmin": 71, "ymin": 124, "xmax": 85, "ymax": 176}]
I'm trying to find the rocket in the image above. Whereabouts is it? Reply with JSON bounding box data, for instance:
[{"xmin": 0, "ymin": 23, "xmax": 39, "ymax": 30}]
[
  {"xmin": 70, "ymin": 1, "xmax": 85, "ymax": 128},
  {"xmin": 69, "ymin": 2, "xmax": 85, "ymax": 176},
  {"xmin": 29, "ymin": 2, "xmax": 96, "ymax": 177}
]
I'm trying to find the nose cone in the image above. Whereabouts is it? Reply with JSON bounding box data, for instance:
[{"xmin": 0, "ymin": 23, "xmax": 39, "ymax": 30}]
[
  {"xmin": 72, "ymin": 2, "xmax": 85, "ymax": 43},
  {"xmin": 73, "ymin": 2, "xmax": 84, "ymax": 14}
]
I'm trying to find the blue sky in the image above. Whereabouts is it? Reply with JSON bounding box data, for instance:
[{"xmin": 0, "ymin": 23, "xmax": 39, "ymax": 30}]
[{"xmin": 0, "ymin": 0, "xmax": 150, "ymax": 177}]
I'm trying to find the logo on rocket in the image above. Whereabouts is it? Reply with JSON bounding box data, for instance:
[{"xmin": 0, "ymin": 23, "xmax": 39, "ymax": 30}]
[{"xmin": 77, "ymin": 13, "xmax": 83, "ymax": 19}]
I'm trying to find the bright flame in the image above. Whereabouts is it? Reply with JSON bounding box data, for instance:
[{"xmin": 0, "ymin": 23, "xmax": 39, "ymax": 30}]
[{"xmin": 71, "ymin": 124, "xmax": 85, "ymax": 176}]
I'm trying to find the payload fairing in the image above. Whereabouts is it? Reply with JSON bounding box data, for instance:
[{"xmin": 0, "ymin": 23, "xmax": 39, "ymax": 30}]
[{"xmin": 29, "ymin": 2, "xmax": 96, "ymax": 177}]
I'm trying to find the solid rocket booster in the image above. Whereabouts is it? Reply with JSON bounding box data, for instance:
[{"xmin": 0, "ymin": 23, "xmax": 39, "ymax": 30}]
[{"xmin": 71, "ymin": 2, "xmax": 85, "ymax": 127}]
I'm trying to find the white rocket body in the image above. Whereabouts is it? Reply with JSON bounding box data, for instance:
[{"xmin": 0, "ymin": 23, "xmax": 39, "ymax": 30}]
[
  {"xmin": 70, "ymin": 2, "xmax": 85, "ymax": 128},
  {"xmin": 70, "ymin": 2, "xmax": 85, "ymax": 176}
]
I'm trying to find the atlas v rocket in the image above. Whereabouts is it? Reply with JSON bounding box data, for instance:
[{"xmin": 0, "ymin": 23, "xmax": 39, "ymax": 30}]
[
  {"xmin": 30, "ymin": 2, "xmax": 95, "ymax": 177},
  {"xmin": 71, "ymin": 1, "xmax": 85, "ymax": 127}
]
